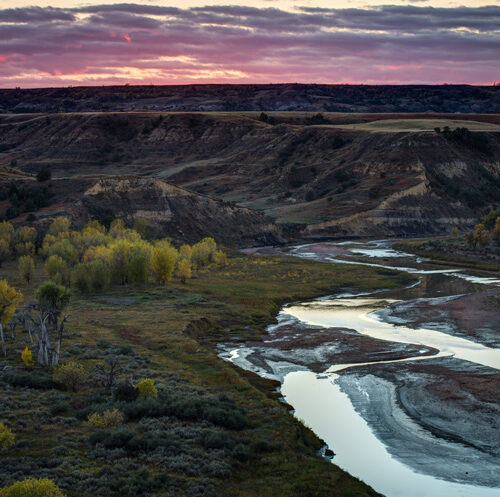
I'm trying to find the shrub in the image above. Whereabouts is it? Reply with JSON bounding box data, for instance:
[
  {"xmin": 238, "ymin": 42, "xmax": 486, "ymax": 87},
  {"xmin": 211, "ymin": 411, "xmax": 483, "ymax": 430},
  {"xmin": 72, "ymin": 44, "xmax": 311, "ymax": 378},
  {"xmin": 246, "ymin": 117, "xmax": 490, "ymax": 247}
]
[
  {"xmin": 54, "ymin": 363, "xmax": 87, "ymax": 392},
  {"xmin": 202, "ymin": 431, "xmax": 238, "ymax": 450},
  {"xmin": 0, "ymin": 422, "xmax": 14, "ymax": 448},
  {"xmin": 0, "ymin": 478, "xmax": 65, "ymax": 497},
  {"xmin": 135, "ymin": 378, "xmax": 158, "ymax": 398},
  {"xmin": 3, "ymin": 370, "xmax": 56, "ymax": 389},
  {"xmin": 114, "ymin": 382, "xmax": 139, "ymax": 402},
  {"xmin": 88, "ymin": 409, "xmax": 125, "ymax": 428}
]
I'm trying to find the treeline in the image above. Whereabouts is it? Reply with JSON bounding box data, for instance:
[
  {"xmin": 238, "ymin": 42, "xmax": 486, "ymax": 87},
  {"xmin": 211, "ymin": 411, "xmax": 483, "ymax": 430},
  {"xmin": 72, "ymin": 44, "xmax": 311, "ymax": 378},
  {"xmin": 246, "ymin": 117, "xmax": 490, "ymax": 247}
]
[
  {"xmin": 463, "ymin": 209, "xmax": 500, "ymax": 248},
  {"xmin": 1, "ymin": 217, "xmax": 227, "ymax": 292}
]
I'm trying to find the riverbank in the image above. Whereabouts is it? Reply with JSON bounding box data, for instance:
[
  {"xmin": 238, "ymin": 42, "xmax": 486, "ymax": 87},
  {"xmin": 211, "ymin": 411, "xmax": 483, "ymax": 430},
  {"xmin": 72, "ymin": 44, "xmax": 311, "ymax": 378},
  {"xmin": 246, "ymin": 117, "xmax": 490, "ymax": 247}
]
[
  {"xmin": 393, "ymin": 238, "xmax": 500, "ymax": 272},
  {"xmin": 1, "ymin": 252, "xmax": 412, "ymax": 497}
]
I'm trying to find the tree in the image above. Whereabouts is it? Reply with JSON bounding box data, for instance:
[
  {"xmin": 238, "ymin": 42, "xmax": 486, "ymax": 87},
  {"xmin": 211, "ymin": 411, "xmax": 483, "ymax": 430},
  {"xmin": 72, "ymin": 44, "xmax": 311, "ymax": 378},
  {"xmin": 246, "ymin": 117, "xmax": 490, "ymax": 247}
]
[
  {"xmin": 108, "ymin": 239, "xmax": 132, "ymax": 284},
  {"xmin": 151, "ymin": 244, "xmax": 178, "ymax": 283},
  {"xmin": 36, "ymin": 281, "xmax": 71, "ymax": 365},
  {"xmin": 18, "ymin": 255, "xmax": 35, "ymax": 285},
  {"xmin": 15, "ymin": 226, "xmax": 36, "ymax": 256},
  {"xmin": 109, "ymin": 218, "xmax": 126, "ymax": 237},
  {"xmin": 48, "ymin": 216, "xmax": 70, "ymax": 236},
  {"xmin": 0, "ymin": 478, "xmax": 66, "ymax": 497},
  {"xmin": 0, "ymin": 280, "xmax": 23, "ymax": 356},
  {"xmin": 191, "ymin": 237, "xmax": 217, "ymax": 268},
  {"xmin": 176, "ymin": 258, "xmax": 192, "ymax": 283},
  {"xmin": 44, "ymin": 255, "xmax": 69, "ymax": 285},
  {"xmin": 0, "ymin": 221, "xmax": 14, "ymax": 267},
  {"xmin": 0, "ymin": 221, "xmax": 14, "ymax": 240},
  {"xmin": 128, "ymin": 245, "xmax": 150, "ymax": 285},
  {"xmin": 54, "ymin": 363, "xmax": 87, "ymax": 392},
  {"xmin": 492, "ymin": 217, "xmax": 500, "ymax": 246},
  {"xmin": 136, "ymin": 378, "xmax": 158, "ymax": 398},
  {"xmin": 0, "ymin": 422, "xmax": 14, "ymax": 448},
  {"xmin": 132, "ymin": 217, "xmax": 149, "ymax": 238},
  {"xmin": 21, "ymin": 346, "xmax": 34, "ymax": 368},
  {"xmin": 481, "ymin": 208, "xmax": 500, "ymax": 230},
  {"xmin": 37, "ymin": 166, "xmax": 52, "ymax": 182},
  {"xmin": 472, "ymin": 223, "xmax": 489, "ymax": 248},
  {"xmin": 0, "ymin": 238, "xmax": 11, "ymax": 268},
  {"xmin": 179, "ymin": 244, "xmax": 192, "ymax": 260}
]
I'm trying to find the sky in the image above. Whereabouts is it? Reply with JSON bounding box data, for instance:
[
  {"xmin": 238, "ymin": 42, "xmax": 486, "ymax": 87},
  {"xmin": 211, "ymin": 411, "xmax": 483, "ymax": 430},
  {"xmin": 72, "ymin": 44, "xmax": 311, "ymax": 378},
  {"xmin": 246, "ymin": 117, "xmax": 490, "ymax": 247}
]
[{"xmin": 0, "ymin": 1, "xmax": 498, "ymax": 88}]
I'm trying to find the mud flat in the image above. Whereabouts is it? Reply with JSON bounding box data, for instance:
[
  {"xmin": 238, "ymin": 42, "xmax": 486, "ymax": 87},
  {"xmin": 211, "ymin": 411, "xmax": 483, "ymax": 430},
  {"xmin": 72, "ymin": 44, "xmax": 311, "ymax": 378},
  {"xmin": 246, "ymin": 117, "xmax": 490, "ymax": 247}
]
[
  {"xmin": 337, "ymin": 357, "xmax": 500, "ymax": 487},
  {"xmin": 380, "ymin": 289, "xmax": 500, "ymax": 347}
]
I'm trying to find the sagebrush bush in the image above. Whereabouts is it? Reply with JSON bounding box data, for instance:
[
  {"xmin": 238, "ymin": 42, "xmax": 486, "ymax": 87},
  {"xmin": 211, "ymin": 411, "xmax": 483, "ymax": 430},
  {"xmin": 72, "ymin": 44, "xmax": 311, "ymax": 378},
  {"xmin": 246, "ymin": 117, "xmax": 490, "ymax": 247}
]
[
  {"xmin": 0, "ymin": 422, "xmax": 15, "ymax": 448},
  {"xmin": 88, "ymin": 409, "xmax": 124, "ymax": 428},
  {"xmin": 54, "ymin": 363, "xmax": 87, "ymax": 392}
]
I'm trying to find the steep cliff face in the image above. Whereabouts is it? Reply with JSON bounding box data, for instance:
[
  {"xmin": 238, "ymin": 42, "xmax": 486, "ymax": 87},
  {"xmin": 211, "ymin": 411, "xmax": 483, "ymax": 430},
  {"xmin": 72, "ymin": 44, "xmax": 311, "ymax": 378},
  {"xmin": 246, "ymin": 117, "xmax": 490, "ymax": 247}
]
[{"xmin": 0, "ymin": 112, "xmax": 498, "ymax": 239}]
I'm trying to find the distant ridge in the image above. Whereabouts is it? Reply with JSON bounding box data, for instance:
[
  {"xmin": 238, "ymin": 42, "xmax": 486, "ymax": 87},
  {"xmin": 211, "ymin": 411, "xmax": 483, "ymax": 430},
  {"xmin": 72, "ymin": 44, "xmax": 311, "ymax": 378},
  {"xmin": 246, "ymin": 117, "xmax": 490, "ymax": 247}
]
[{"xmin": 1, "ymin": 83, "xmax": 499, "ymax": 114}]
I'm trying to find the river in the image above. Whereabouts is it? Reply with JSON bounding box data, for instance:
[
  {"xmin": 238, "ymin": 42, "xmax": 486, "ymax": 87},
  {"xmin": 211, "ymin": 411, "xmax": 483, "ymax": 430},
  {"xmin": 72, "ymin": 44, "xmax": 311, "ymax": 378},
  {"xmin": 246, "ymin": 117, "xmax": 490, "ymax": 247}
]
[{"xmin": 220, "ymin": 241, "xmax": 500, "ymax": 497}]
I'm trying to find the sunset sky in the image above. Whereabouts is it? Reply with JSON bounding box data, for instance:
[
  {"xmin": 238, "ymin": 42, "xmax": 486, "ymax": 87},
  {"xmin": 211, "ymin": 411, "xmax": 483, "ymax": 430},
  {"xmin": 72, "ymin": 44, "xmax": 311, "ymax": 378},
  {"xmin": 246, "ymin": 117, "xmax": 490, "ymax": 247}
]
[{"xmin": 0, "ymin": 1, "xmax": 498, "ymax": 88}]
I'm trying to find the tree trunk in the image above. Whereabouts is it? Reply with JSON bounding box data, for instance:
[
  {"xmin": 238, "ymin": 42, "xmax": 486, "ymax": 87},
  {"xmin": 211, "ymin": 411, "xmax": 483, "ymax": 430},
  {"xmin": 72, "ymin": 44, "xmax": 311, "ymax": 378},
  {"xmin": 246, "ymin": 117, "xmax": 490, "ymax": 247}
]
[
  {"xmin": 53, "ymin": 316, "xmax": 68, "ymax": 366},
  {"xmin": 0, "ymin": 322, "xmax": 6, "ymax": 357}
]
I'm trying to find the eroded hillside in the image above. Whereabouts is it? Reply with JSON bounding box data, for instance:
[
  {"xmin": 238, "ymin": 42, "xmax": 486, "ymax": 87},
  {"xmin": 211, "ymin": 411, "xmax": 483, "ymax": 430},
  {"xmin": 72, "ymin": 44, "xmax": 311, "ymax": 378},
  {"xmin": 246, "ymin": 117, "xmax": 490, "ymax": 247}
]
[
  {"xmin": 0, "ymin": 175, "xmax": 283, "ymax": 247},
  {"xmin": 0, "ymin": 112, "xmax": 499, "ymax": 239}
]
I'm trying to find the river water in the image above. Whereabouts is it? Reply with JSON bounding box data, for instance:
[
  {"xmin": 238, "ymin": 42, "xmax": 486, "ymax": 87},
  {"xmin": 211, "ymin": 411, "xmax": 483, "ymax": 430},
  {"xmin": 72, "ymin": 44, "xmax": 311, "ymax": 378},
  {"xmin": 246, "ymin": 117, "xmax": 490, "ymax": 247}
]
[{"xmin": 221, "ymin": 241, "xmax": 500, "ymax": 497}]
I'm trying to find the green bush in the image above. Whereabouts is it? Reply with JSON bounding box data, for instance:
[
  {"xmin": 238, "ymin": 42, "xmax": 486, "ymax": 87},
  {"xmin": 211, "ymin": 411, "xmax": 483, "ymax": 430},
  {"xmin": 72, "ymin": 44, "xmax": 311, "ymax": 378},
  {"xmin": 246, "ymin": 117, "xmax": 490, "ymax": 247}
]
[{"xmin": 0, "ymin": 478, "xmax": 65, "ymax": 497}]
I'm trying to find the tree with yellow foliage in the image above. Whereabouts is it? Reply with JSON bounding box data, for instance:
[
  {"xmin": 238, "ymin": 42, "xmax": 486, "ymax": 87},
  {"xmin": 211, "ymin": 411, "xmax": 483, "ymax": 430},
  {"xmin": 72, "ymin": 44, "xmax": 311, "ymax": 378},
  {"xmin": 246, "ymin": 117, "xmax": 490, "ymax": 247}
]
[
  {"xmin": 492, "ymin": 217, "xmax": 500, "ymax": 246},
  {"xmin": 0, "ymin": 280, "xmax": 23, "ymax": 356},
  {"xmin": 191, "ymin": 237, "xmax": 217, "ymax": 268},
  {"xmin": 21, "ymin": 346, "xmax": 34, "ymax": 368},
  {"xmin": 472, "ymin": 223, "xmax": 489, "ymax": 248},
  {"xmin": 0, "ymin": 221, "xmax": 14, "ymax": 267},
  {"xmin": 151, "ymin": 243, "xmax": 178, "ymax": 283},
  {"xmin": 15, "ymin": 226, "xmax": 36, "ymax": 256},
  {"xmin": 176, "ymin": 257, "xmax": 192, "ymax": 283},
  {"xmin": 18, "ymin": 255, "xmax": 35, "ymax": 285},
  {"xmin": 179, "ymin": 244, "xmax": 192, "ymax": 260},
  {"xmin": 0, "ymin": 478, "xmax": 66, "ymax": 497},
  {"xmin": 44, "ymin": 255, "xmax": 70, "ymax": 285},
  {"xmin": 48, "ymin": 217, "xmax": 71, "ymax": 236}
]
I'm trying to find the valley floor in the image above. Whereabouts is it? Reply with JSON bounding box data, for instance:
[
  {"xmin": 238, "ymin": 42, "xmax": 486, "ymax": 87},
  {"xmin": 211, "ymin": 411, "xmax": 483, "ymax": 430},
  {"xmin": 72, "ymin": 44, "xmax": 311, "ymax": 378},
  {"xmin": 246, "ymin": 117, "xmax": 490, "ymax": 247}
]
[{"xmin": 0, "ymin": 252, "xmax": 411, "ymax": 497}]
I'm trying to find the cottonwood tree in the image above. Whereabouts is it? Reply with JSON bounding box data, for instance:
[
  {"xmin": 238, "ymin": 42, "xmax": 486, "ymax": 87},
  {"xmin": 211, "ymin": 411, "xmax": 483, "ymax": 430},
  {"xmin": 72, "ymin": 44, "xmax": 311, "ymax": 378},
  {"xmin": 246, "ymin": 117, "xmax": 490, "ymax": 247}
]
[{"xmin": 33, "ymin": 282, "xmax": 71, "ymax": 366}]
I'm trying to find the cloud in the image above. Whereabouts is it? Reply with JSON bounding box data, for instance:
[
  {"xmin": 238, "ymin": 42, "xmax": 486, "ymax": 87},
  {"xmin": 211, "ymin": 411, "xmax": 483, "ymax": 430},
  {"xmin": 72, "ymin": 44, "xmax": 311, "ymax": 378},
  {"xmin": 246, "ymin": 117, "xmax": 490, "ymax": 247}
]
[{"xmin": 0, "ymin": 4, "xmax": 498, "ymax": 87}]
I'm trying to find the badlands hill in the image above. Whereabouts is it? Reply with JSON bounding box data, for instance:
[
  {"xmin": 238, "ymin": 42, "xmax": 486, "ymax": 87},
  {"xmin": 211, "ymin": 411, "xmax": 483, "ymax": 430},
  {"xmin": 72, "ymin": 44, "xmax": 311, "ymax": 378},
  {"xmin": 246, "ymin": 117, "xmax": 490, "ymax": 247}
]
[{"xmin": 0, "ymin": 111, "xmax": 499, "ymax": 241}]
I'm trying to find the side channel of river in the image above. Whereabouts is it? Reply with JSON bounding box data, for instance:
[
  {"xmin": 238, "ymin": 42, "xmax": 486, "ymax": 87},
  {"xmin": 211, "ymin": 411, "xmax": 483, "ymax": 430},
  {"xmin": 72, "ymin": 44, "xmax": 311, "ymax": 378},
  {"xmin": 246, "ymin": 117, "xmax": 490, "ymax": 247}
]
[{"xmin": 220, "ymin": 241, "xmax": 500, "ymax": 497}]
